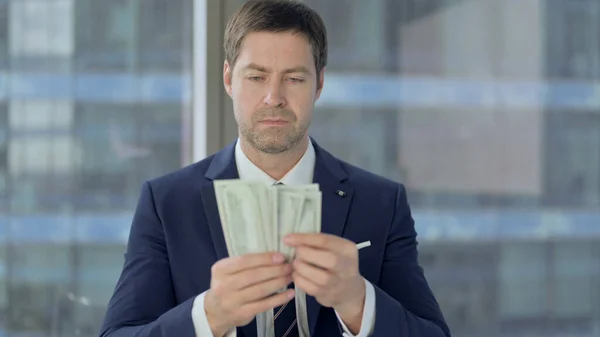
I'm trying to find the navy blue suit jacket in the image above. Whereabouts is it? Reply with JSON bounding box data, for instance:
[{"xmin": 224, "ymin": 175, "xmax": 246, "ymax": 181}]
[{"xmin": 99, "ymin": 140, "xmax": 451, "ymax": 337}]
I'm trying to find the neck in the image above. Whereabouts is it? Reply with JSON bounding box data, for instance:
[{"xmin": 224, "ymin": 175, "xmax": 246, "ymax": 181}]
[{"xmin": 239, "ymin": 136, "xmax": 309, "ymax": 181}]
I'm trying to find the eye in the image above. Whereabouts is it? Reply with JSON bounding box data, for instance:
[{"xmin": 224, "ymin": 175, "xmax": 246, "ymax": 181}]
[
  {"xmin": 248, "ymin": 76, "xmax": 265, "ymax": 82},
  {"xmin": 288, "ymin": 77, "xmax": 305, "ymax": 83}
]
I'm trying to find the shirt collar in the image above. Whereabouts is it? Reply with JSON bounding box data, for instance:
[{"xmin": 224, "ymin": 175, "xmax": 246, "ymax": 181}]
[{"xmin": 234, "ymin": 138, "xmax": 315, "ymax": 185}]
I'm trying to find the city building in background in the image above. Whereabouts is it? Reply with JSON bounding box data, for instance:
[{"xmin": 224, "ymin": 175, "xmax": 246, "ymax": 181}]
[
  {"xmin": 0, "ymin": 0, "xmax": 599, "ymax": 336},
  {"xmin": 0, "ymin": 0, "xmax": 194, "ymax": 335}
]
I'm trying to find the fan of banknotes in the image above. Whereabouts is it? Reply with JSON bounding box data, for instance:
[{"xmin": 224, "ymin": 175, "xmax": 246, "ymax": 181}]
[{"xmin": 214, "ymin": 180, "xmax": 322, "ymax": 262}]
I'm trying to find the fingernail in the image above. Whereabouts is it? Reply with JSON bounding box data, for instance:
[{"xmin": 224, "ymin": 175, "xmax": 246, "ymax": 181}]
[
  {"xmin": 288, "ymin": 290, "xmax": 295, "ymax": 299},
  {"xmin": 283, "ymin": 235, "xmax": 294, "ymax": 244},
  {"xmin": 273, "ymin": 253, "xmax": 284, "ymax": 263}
]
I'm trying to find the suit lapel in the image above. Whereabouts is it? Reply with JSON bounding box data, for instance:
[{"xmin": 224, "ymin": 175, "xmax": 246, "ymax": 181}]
[
  {"xmin": 200, "ymin": 142, "xmax": 239, "ymax": 261},
  {"xmin": 200, "ymin": 183, "xmax": 230, "ymax": 261},
  {"xmin": 306, "ymin": 141, "xmax": 354, "ymax": 336}
]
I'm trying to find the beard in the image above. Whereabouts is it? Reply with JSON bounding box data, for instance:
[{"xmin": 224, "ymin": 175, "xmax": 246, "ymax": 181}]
[{"xmin": 239, "ymin": 107, "xmax": 309, "ymax": 154}]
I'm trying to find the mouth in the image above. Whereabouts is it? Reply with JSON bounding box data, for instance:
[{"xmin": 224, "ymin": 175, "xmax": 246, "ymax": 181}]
[{"xmin": 259, "ymin": 119, "xmax": 289, "ymax": 126}]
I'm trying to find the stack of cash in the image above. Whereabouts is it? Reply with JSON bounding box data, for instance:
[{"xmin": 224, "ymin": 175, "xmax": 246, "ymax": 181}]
[{"xmin": 214, "ymin": 180, "xmax": 322, "ymax": 262}]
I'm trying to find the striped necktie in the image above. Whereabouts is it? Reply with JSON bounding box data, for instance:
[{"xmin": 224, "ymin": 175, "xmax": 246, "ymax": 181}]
[
  {"xmin": 273, "ymin": 291, "xmax": 298, "ymax": 337},
  {"xmin": 272, "ymin": 181, "xmax": 299, "ymax": 337}
]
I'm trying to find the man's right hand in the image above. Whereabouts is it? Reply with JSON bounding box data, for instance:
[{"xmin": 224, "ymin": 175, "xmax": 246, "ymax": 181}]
[{"xmin": 204, "ymin": 252, "xmax": 295, "ymax": 337}]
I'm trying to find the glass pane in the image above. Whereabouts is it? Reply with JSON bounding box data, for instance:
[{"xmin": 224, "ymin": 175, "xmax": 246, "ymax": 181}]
[
  {"xmin": 0, "ymin": 0, "xmax": 7, "ymax": 70},
  {"xmin": 553, "ymin": 242, "xmax": 594, "ymax": 317},
  {"xmin": 74, "ymin": 0, "xmax": 137, "ymax": 71},
  {"xmin": 0, "ymin": 103, "xmax": 6, "ymax": 210},
  {"xmin": 74, "ymin": 245, "xmax": 126, "ymax": 336},
  {"xmin": 299, "ymin": 0, "xmax": 600, "ymax": 335},
  {"xmin": 0, "ymin": 102, "xmax": 6, "ymax": 333},
  {"xmin": 499, "ymin": 243, "xmax": 548, "ymax": 317},
  {"xmin": 4, "ymin": 0, "xmax": 193, "ymax": 335},
  {"xmin": 138, "ymin": 0, "xmax": 193, "ymax": 72},
  {"xmin": 7, "ymin": 245, "xmax": 71, "ymax": 335},
  {"xmin": 9, "ymin": 0, "xmax": 74, "ymax": 72},
  {"xmin": 0, "ymin": 242, "xmax": 6, "ymax": 320}
]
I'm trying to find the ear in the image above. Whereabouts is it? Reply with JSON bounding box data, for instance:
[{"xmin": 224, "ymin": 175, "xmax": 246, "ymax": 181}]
[
  {"xmin": 315, "ymin": 67, "xmax": 325, "ymax": 101},
  {"xmin": 223, "ymin": 60, "xmax": 233, "ymax": 98}
]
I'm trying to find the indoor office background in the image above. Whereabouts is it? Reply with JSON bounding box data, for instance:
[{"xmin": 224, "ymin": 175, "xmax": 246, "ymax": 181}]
[{"xmin": 0, "ymin": 0, "xmax": 599, "ymax": 336}]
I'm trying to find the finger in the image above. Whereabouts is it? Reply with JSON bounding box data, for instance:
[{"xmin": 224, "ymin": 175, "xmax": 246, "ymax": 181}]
[
  {"xmin": 293, "ymin": 259, "xmax": 332, "ymax": 287},
  {"xmin": 215, "ymin": 252, "xmax": 285, "ymax": 275},
  {"xmin": 237, "ymin": 275, "xmax": 293, "ymax": 304},
  {"xmin": 292, "ymin": 271, "xmax": 321, "ymax": 297},
  {"xmin": 229, "ymin": 263, "xmax": 292, "ymax": 290},
  {"xmin": 295, "ymin": 246, "xmax": 340, "ymax": 271},
  {"xmin": 242, "ymin": 288, "xmax": 295, "ymax": 316},
  {"xmin": 284, "ymin": 233, "xmax": 347, "ymax": 251}
]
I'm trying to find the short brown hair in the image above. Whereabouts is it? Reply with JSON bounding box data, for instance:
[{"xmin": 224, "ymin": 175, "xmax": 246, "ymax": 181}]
[{"xmin": 224, "ymin": 0, "xmax": 328, "ymax": 74}]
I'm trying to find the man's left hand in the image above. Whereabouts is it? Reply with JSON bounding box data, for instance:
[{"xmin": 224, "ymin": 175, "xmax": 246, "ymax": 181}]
[{"xmin": 283, "ymin": 233, "xmax": 366, "ymax": 328}]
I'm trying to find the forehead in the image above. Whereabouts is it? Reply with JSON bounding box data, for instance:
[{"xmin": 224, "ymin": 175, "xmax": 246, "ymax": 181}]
[{"xmin": 235, "ymin": 31, "xmax": 315, "ymax": 72}]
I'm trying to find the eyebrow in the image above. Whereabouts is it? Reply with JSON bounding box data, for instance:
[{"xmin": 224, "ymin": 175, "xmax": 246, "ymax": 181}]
[{"xmin": 242, "ymin": 63, "xmax": 312, "ymax": 75}]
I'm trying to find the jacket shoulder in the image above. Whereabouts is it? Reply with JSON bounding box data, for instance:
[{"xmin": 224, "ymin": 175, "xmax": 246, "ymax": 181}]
[
  {"xmin": 144, "ymin": 153, "xmax": 217, "ymax": 194},
  {"xmin": 339, "ymin": 159, "xmax": 405, "ymax": 194}
]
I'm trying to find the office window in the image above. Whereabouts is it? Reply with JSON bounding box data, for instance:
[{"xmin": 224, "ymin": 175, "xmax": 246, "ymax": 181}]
[
  {"xmin": 0, "ymin": 102, "xmax": 6, "ymax": 130},
  {"xmin": 6, "ymin": 245, "xmax": 71, "ymax": 333},
  {"xmin": 9, "ymin": 0, "xmax": 74, "ymax": 72},
  {"xmin": 544, "ymin": 111, "xmax": 600, "ymax": 207},
  {"xmin": 135, "ymin": 104, "xmax": 187, "ymax": 172},
  {"xmin": 419, "ymin": 243, "xmax": 499, "ymax": 332},
  {"xmin": 74, "ymin": 0, "xmax": 136, "ymax": 71},
  {"xmin": 239, "ymin": 0, "xmax": 600, "ymax": 334},
  {"xmin": 138, "ymin": 0, "xmax": 193, "ymax": 72},
  {"xmin": 0, "ymin": 244, "xmax": 6, "ymax": 311},
  {"xmin": 74, "ymin": 104, "xmax": 141, "ymax": 212},
  {"xmin": 75, "ymin": 104, "xmax": 135, "ymax": 173},
  {"xmin": 4, "ymin": 0, "xmax": 193, "ymax": 334},
  {"xmin": 8, "ymin": 137, "xmax": 76, "ymax": 176},
  {"xmin": 2, "ymin": 0, "xmax": 598, "ymax": 336},
  {"xmin": 553, "ymin": 242, "xmax": 595, "ymax": 318},
  {"xmin": 9, "ymin": 101, "xmax": 74, "ymax": 131},
  {"xmin": 310, "ymin": 107, "xmax": 398, "ymax": 179},
  {"xmin": 0, "ymin": 105, "xmax": 7, "ymax": 204},
  {"xmin": 297, "ymin": 0, "xmax": 600, "ymax": 335},
  {"xmin": 77, "ymin": 245, "xmax": 128, "ymax": 306},
  {"xmin": 75, "ymin": 0, "xmax": 193, "ymax": 72},
  {"xmin": 8, "ymin": 101, "xmax": 79, "ymax": 179},
  {"xmin": 546, "ymin": 0, "xmax": 600, "ymax": 79},
  {"xmin": 0, "ymin": 0, "xmax": 7, "ymax": 70},
  {"xmin": 499, "ymin": 243, "xmax": 548, "ymax": 318},
  {"xmin": 304, "ymin": 0, "xmax": 388, "ymax": 72},
  {"xmin": 0, "ymin": 164, "xmax": 6, "ymax": 211}
]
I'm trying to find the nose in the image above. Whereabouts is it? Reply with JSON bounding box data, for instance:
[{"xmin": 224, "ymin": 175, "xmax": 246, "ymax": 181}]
[{"xmin": 263, "ymin": 81, "xmax": 286, "ymax": 107}]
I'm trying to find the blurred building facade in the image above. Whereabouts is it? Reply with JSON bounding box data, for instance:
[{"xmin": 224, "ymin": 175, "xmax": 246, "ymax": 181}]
[
  {"xmin": 0, "ymin": 0, "xmax": 194, "ymax": 335},
  {"xmin": 0, "ymin": 0, "xmax": 599, "ymax": 336}
]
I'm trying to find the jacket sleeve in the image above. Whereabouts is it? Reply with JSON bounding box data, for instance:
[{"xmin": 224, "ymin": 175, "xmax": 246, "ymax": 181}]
[
  {"xmin": 371, "ymin": 184, "xmax": 451, "ymax": 337},
  {"xmin": 99, "ymin": 181, "xmax": 196, "ymax": 337}
]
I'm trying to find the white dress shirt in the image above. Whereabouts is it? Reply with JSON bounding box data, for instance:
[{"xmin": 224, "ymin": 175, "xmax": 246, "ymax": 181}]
[{"xmin": 191, "ymin": 139, "xmax": 376, "ymax": 336}]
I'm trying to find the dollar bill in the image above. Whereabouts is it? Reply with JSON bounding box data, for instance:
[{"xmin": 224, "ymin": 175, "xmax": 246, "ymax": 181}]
[
  {"xmin": 215, "ymin": 180, "xmax": 271, "ymax": 256},
  {"xmin": 215, "ymin": 179, "xmax": 321, "ymax": 336},
  {"xmin": 214, "ymin": 179, "xmax": 322, "ymax": 260},
  {"xmin": 277, "ymin": 190, "xmax": 306, "ymax": 262}
]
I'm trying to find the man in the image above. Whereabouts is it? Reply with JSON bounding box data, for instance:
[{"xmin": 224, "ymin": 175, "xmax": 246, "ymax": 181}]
[{"xmin": 99, "ymin": 1, "xmax": 450, "ymax": 336}]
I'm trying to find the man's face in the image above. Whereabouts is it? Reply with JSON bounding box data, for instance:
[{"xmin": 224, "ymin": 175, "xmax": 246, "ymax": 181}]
[{"xmin": 224, "ymin": 31, "xmax": 324, "ymax": 154}]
